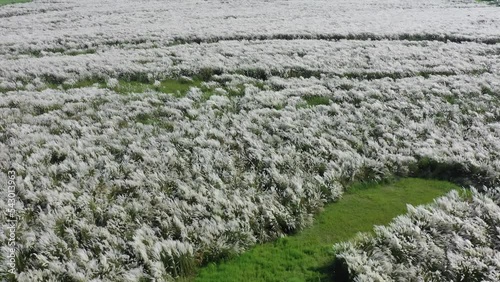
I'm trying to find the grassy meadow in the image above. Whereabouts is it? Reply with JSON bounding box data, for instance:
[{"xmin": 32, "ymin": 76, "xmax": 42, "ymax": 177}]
[{"xmin": 193, "ymin": 178, "xmax": 461, "ymax": 281}]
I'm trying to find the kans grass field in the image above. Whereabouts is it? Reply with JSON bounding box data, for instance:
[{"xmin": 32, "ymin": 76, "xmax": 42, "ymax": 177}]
[{"xmin": 0, "ymin": 0, "xmax": 500, "ymax": 281}]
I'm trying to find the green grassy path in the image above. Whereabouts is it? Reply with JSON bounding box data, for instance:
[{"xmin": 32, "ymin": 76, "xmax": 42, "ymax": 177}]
[
  {"xmin": 0, "ymin": 0, "xmax": 30, "ymax": 6},
  {"xmin": 193, "ymin": 178, "xmax": 461, "ymax": 282}
]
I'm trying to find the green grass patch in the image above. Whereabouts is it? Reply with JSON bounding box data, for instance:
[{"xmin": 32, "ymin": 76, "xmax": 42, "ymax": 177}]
[
  {"xmin": 65, "ymin": 49, "xmax": 97, "ymax": 56},
  {"xmin": 477, "ymin": 0, "xmax": 499, "ymax": 6},
  {"xmin": 39, "ymin": 76, "xmax": 266, "ymax": 107},
  {"xmin": 154, "ymin": 78, "xmax": 203, "ymax": 97},
  {"xmin": 226, "ymin": 84, "xmax": 246, "ymax": 97},
  {"xmin": 111, "ymin": 80, "xmax": 150, "ymax": 94},
  {"xmin": 105, "ymin": 77, "xmax": 203, "ymax": 96},
  {"xmin": 0, "ymin": 0, "xmax": 30, "ymax": 5},
  {"xmin": 444, "ymin": 95, "xmax": 458, "ymax": 104},
  {"xmin": 134, "ymin": 112, "xmax": 175, "ymax": 131},
  {"xmin": 71, "ymin": 78, "xmax": 104, "ymax": 89},
  {"xmin": 192, "ymin": 178, "xmax": 460, "ymax": 282},
  {"xmin": 43, "ymin": 77, "xmax": 203, "ymax": 97},
  {"xmin": 303, "ymin": 95, "xmax": 331, "ymax": 106}
]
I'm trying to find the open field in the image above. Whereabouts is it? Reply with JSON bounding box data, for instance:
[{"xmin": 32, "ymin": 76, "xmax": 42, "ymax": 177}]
[{"xmin": 0, "ymin": 0, "xmax": 499, "ymax": 281}]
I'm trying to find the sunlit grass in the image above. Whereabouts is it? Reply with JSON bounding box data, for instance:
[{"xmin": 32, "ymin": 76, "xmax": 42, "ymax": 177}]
[
  {"xmin": 303, "ymin": 95, "xmax": 331, "ymax": 106},
  {"xmin": 192, "ymin": 178, "xmax": 461, "ymax": 282},
  {"xmin": 0, "ymin": 0, "xmax": 30, "ymax": 6},
  {"xmin": 44, "ymin": 77, "xmax": 203, "ymax": 97},
  {"xmin": 42, "ymin": 77, "xmax": 270, "ymax": 103},
  {"xmin": 477, "ymin": 0, "xmax": 499, "ymax": 6},
  {"xmin": 111, "ymin": 78, "xmax": 203, "ymax": 96}
]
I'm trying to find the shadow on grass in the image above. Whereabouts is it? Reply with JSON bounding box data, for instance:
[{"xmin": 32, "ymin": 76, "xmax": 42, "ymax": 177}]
[{"xmin": 306, "ymin": 258, "xmax": 339, "ymax": 282}]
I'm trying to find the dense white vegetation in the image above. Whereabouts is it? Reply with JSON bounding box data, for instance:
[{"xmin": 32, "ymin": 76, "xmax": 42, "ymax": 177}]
[
  {"xmin": 334, "ymin": 188, "xmax": 500, "ymax": 281},
  {"xmin": 0, "ymin": 0, "xmax": 499, "ymax": 281},
  {"xmin": 1, "ymin": 72, "xmax": 499, "ymax": 280},
  {"xmin": 0, "ymin": 0, "xmax": 499, "ymax": 54},
  {"xmin": 1, "ymin": 39, "xmax": 499, "ymax": 90}
]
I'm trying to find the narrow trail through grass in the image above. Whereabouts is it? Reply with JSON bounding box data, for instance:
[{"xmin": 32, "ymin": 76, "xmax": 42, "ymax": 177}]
[
  {"xmin": 0, "ymin": 0, "xmax": 30, "ymax": 6},
  {"xmin": 192, "ymin": 178, "xmax": 461, "ymax": 282}
]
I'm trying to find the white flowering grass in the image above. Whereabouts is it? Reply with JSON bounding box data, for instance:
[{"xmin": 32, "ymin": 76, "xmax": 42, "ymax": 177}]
[
  {"xmin": 1, "ymin": 0, "xmax": 500, "ymax": 281},
  {"xmin": 1, "ymin": 70, "xmax": 499, "ymax": 281},
  {"xmin": 0, "ymin": 0, "xmax": 499, "ymax": 55},
  {"xmin": 333, "ymin": 187, "xmax": 500, "ymax": 281}
]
